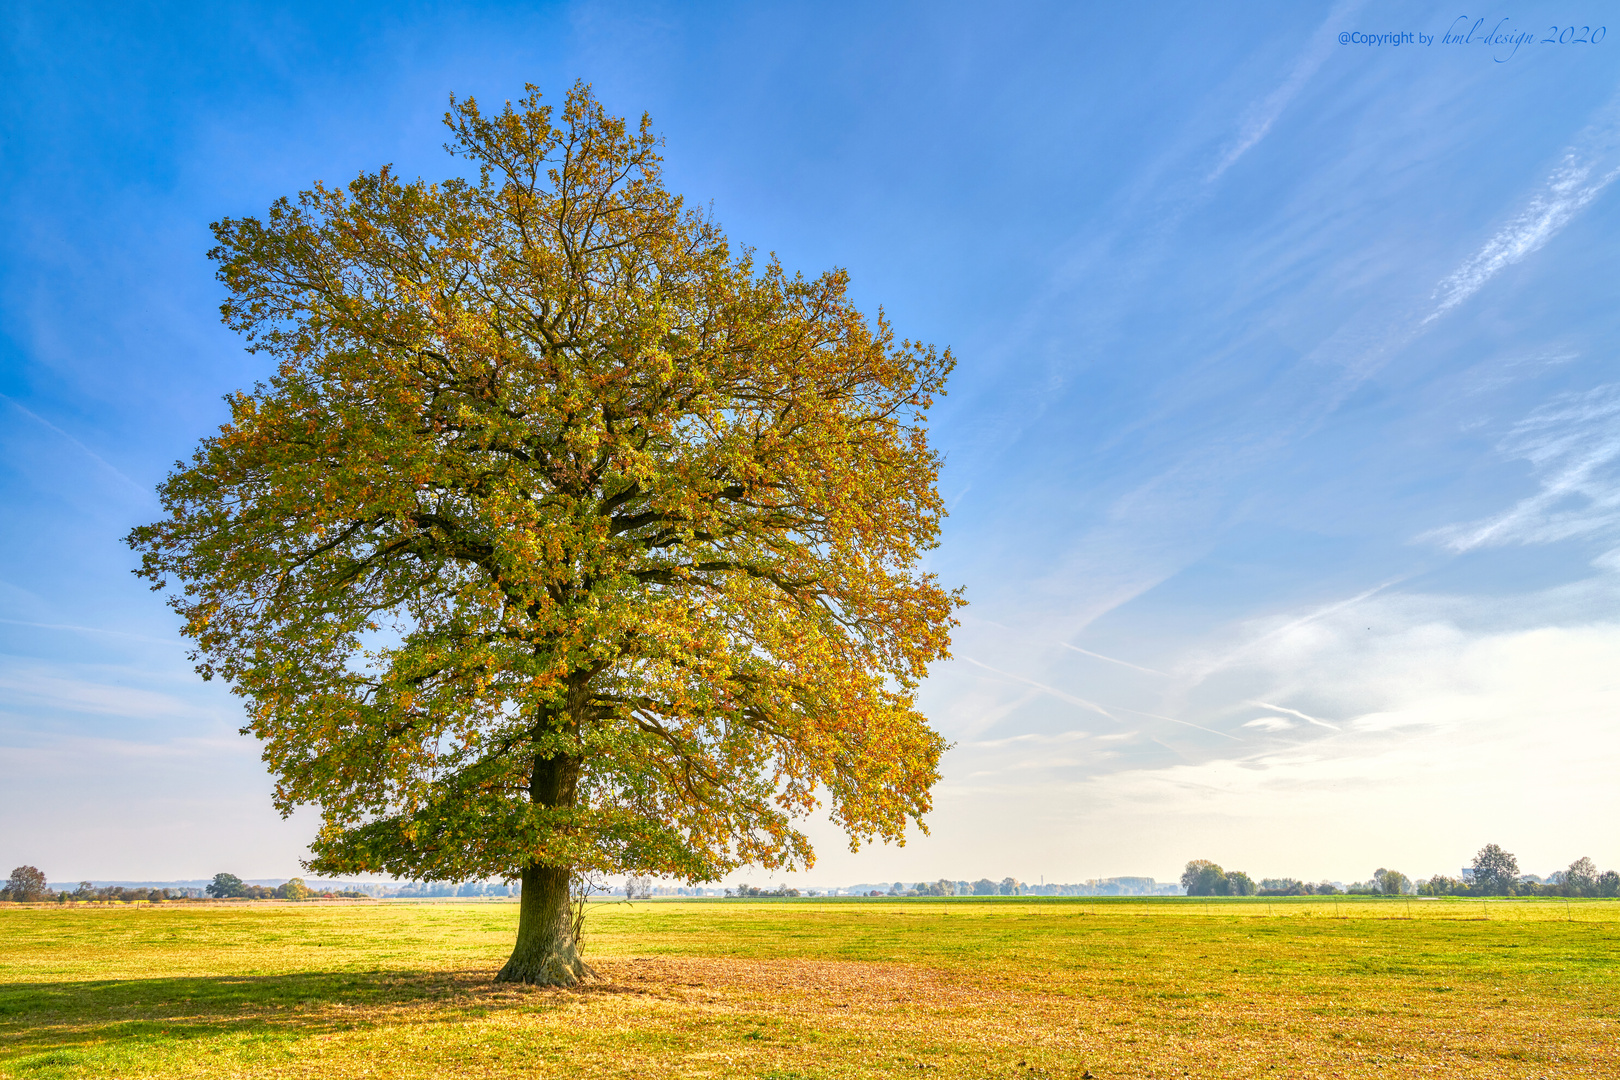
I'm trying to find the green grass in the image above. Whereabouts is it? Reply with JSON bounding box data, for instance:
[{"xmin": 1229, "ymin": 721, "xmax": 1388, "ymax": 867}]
[{"xmin": 2, "ymin": 896, "xmax": 1617, "ymax": 1077}]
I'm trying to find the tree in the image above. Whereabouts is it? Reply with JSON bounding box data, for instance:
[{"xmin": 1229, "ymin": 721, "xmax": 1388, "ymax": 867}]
[
  {"xmin": 1598, "ymin": 870, "xmax": 1620, "ymax": 898},
  {"xmin": 1374, "ymin": 867, "xmax": 1412, "ymax": 896},
  {"xmin": 1471, "ymin": 844, "xmax": 1519, "ymax": 896},
  {"xmin": 1224, "ymin": 870, "xmax": 1256, "ymax": 896},
  {"xmin": 1420, "ymin": 874, "xmax": 1464, "ymax": 896},
  {"xmin": 207, "ymin": 873, "xmax": 246, "ymax": 899},
  {"xmin": 1564, "ymin": 857, "xmax": 1598, "ymax": 897},
  {"xmin": 1180, "ymin": 860, "xmax": 1228, "ymax": 897},
  {"xmin": 3, "ymin": 866, "xmax": 52, "ymax": 902},
  {"xmin": 972, "ymin": 878, "xmax": 996, "ymax": 896},
  {"xmin": 129, "ymin": 83, "xmax": 959, "ymax": 985},
  {"xmin": 276, "ymin": 878, "xmax": 313, "ymax": 900},
  {"xmin": 998, "ymin": 877, "xmax": 1021, "ymax": 896}
]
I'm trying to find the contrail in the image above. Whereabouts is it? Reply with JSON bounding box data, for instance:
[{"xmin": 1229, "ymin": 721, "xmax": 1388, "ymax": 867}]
[
  {"xmin": 962, "ymin": 657, "xmax": 1124, "ymax": 723},
  {"xmin": 0, "ymin": 394, "xmax": 147, "ymax": 496},
  {"xmin": 1113, "ymin": 704, "xmax": 1243, "ymax": 743},
  {"xmin": 965, "ymin": 657, "xmax": 1242, "ymax": 742},
  {"xmin": 1059, "ymin": 641, "xmax": 1169, "ymax": 677}
]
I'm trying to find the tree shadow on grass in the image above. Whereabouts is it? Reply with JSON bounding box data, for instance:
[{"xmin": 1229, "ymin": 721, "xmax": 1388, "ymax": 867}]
[{"xmin": 0, "ymin": 967, "xmax": 606, "ymax": 1070}]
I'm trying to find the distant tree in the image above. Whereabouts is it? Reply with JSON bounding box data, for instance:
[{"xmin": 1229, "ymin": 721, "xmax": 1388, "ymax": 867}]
[
  {"xmin": 998, "ymin": 877, "xmax": 1020, "ymax": 896},
  {"xmin": 972, "ymin": 878, "xmax": 996, "ymax": 896},
  {"xmin": 1180, "ymin": 860, "xmax": 1228, "ymax": 897},
  {"xmin": 1224, "ymin": 871, "xmax": 1256, "ymax": 896},
  {"xmin": 1312, "ymin": 881, "xmax": 1341, "ymax": 895},
  {"xmin": 207, "ymin": 873, "xmax": 246, "ymax": 899},
  {"xmin": 1374, "ymin": 868, "xmax": 1412, "ymax": 896},
  {"xmin": 1419, "ymin": 874, "xmax": 1465, "ymax": 897},
  {"xmin": 1471, "ymin": 844, "xmax": 1519, "ymax": 896},
  {"xmin": 3, "ymin": 866, "xmax": 52, "ymax": 902},
  {"xmin": 276, "ymin": 878, "xmax": 313, "ymax": 900},
  {"xmin": 1598, "ymin": 870, "xmax": 1620, "ymax": 898},
  {"xmin": 1563, "ymin": 857, "xmax": 1598, "ymax": 897}
]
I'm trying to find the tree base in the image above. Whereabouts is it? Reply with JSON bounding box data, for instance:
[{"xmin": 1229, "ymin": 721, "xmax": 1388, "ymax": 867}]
[
  {"xmin": 493, "ymin": 942, "xmax": 595, "ymax": 986},
  {"xmin": 496, "ymin": 862, "xmax": 596, "ymax": 986}
]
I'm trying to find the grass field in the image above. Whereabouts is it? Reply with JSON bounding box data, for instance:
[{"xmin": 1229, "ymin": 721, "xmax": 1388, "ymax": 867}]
[{"xmin": 2, "ymin": 896, "xmax": 1616, "ymax": 1078}]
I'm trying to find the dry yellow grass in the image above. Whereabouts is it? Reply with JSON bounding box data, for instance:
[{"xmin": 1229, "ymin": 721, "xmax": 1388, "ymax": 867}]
[{"xmin": 2, "ymin": 897, "xmax": 1616, "ymax": 1077}]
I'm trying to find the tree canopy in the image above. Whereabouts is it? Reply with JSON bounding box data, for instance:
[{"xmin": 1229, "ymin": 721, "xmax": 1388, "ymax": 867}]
[
  {"xmin": 3, "ymin": 866, "xmax": 51, "ymax": 902},
  {"xmin": 128, "ymin": 82, "xmax": 960, "ymax": 982},
  {"xmin": 207, "ymin": 873, "xmax": 246, "ymax": 898},
  {"xmin": 1180, "ymin": 860, "xmax": 1229, "ymax": 896},
  {"xmin": 1471, "ymin": 843, "xmax": 1519, "ymax": 895}
]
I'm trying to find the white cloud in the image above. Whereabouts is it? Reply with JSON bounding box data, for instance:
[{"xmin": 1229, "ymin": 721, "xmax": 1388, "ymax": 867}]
[
  {"xmin": 1049, "ymin": 613, "xmax": 1620, "ymax": 878},
  {"xmin": 1427, "ymin": 383, "xmax": 1620, "ymax": 551},
  {"xmin": 0, "ymin": 660, "xmax": 221, "ymax": 723},
  {"xmin": 890, "ymin": 574, "xmax": 1620, "ymax": 883},
  {"xmin": 1206, "ymin": 0, "xmax": 1361, "ymax": 182},
  {"xmin": 1247, "ymin": 701, "xmax": 1339, "ymax": 730},
  {"xmin": 1426, "ymin": 99, "xmax": 1620, "ymax": 322}
]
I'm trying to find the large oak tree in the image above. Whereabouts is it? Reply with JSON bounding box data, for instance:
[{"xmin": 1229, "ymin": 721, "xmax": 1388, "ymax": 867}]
[{"xmin": 130, "ymin": 84, "xmax": 960, "ymax": 984}]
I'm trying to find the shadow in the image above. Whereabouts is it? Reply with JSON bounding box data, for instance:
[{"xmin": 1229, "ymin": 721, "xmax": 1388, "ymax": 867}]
[
  {"xmin": 0, "ymin": 960, "xmax": 681, "ymax": 1064},
  {"xmin": 0, "ymin": 967, "xmax": 607, "ymax": 1065}
]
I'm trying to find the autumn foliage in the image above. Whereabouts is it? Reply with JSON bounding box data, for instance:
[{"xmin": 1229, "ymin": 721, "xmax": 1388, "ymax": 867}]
[{"xmin": 128, "ymin": 83, "xmax": 960, "ymax": 981}]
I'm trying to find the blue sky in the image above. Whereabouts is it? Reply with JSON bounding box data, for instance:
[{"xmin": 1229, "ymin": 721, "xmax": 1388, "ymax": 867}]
[{"xmin": 4, "ymin": 1, "xmax": 1618, "ymax": 886}]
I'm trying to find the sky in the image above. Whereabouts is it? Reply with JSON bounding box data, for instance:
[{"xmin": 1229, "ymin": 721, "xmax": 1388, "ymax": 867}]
[{"xmin": 3, "ymin": 0, "xmax": 1618, "ymax": 889}]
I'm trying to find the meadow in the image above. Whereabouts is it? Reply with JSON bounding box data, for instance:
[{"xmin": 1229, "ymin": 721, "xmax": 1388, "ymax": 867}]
[{"xmin": 1, "ymin": 896, "xmax": 1616, "ymax": 1078}]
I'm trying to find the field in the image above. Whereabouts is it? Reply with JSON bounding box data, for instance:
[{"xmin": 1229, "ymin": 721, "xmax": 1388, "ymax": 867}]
[{"xmin": 2, "ymin": 897, "xmax": 1616, "ymax": 1078}]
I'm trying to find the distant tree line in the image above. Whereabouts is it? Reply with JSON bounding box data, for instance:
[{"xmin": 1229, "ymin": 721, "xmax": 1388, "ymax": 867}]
[
  {"xmin": 725, "ymin": 877, "xmax": 1179, "ymax": 898},
  {"xmin": 1419, "ymin": 846, "xmax": 1619, "ymax": 897},
  {"xmin": 1, "ymin": 867, "xmax": 207, "ymax": 903},
  {"xmin": 1248, "ymin": 869, "xmax": 1410, "ymax": 896},
  {"xmin": 866, "ymin": 877, "xmax": 1176, "ymax": 897},
  {"xmin": 1180, "ymin": 845, "xmax": 1620, "ymax": 899},
  {"xmin": 390, "ymin": 880, "xmax": 517, "ymax": 898},
  {"xmin": 64, "ymin": 882, "xmax": 206, "ymax": 902},
  {"xmin": 0, "ymin": 866, "xmax": 523, "ymax": 903},
  {"xmin": 205, "ymin": 873, "xmax": 369, "ymax": 900},
  {"xmin": 725, "ymin": 883, "xmax": 802, "ymax": 897}
]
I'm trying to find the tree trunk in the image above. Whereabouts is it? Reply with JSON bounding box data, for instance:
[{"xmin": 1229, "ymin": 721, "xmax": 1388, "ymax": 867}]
[
  {"xmin": 495, "ymin": 861, "xmax": 586, "ymax": 985},
  {"xmin": 497, "ymin": 741, "xmax": 588, "ymax": 985}
]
